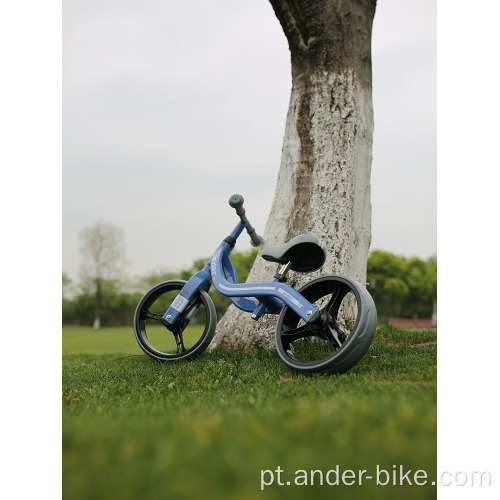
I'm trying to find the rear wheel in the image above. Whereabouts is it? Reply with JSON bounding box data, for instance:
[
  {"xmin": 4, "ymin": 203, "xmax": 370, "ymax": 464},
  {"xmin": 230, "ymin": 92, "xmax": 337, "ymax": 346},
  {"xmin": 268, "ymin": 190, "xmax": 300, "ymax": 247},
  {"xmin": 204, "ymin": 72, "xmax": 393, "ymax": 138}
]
[
  {"xmin": 134, "ymin": 280, "xmax": 216, "ymax": 361},
  {"xmin": 275, "ymin": 275, "xmax": 377, "ymax": 374}
]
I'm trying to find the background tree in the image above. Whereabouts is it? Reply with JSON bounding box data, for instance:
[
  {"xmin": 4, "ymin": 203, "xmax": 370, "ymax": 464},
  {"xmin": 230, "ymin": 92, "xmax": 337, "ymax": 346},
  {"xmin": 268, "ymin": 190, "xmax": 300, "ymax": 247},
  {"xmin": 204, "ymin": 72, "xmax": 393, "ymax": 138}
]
[
  {"xmin": 366, "ymin": 250, "xmax": 436, "ymax": 320},
  {"xmin": 62, "ymin": 272, "xmax": 73, "ymax": 300},
  {"xmin": 62, "ymin": 272, "xmax": 75, "ymax": 325},
  {"xmin": 367, "ymin": 250, "xmax": 409, "ymax": 319},
  {"xmin": 404, "ymin": 257, "xmax": 434, "ymax": 320},
  {"xmin": 213, "ymin": 0, "xmax": 377, "ymax": 349},
  {"xmin": 79, "ymin": 222, "xmax": 126, "ymax": 330}
]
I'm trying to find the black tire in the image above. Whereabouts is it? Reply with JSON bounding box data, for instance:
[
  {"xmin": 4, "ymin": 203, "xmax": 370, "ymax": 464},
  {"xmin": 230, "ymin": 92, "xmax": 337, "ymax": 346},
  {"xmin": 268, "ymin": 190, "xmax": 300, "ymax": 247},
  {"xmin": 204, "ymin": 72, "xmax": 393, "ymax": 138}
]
[
  {"xmin": 134, "ymin": 280, "xmax": 217, "ymax": 361},
  {"xmin": 275, "ymin": 275, "xmax": 377, "ymax": 374}
]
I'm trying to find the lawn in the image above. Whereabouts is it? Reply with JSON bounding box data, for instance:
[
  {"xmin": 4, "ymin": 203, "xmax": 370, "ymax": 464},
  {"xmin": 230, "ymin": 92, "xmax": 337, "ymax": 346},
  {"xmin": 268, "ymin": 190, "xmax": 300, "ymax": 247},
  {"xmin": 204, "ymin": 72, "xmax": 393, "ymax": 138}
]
[{"xmin": 62, "ymin": 325, "xmax": 437, "ymax": 500}]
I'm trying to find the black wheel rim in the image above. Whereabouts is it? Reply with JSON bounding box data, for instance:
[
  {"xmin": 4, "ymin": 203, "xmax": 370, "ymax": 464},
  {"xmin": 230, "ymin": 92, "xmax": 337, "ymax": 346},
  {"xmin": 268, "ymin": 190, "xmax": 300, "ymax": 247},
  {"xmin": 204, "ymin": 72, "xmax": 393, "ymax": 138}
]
[
  {"xmin": 277, "ymin": 276, "xmax": 362, "ymax": 366},
  {"xmin": 135, "ymin": 282, "xmax": 211, "ymax": 358}
]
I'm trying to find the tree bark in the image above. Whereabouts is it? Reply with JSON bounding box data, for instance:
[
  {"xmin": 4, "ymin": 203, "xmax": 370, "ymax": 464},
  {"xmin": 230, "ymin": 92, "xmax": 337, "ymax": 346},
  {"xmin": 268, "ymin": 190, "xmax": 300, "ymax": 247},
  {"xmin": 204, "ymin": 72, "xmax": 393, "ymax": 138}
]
[{"xmin": 212, "ymin": 0, "xmax": 376, "ymax": 349}]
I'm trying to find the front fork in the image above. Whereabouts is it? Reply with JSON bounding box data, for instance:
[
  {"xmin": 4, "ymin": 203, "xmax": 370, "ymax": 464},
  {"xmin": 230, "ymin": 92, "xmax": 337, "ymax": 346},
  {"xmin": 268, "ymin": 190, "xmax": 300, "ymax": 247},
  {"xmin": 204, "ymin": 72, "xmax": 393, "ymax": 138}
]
[
  {"xmin": 161, "ymin": 274, "xmax": 211, "ymax": 353},
  {"xmin": 162, "ymin": 265, "xmax": 212, "ymax": 326}
]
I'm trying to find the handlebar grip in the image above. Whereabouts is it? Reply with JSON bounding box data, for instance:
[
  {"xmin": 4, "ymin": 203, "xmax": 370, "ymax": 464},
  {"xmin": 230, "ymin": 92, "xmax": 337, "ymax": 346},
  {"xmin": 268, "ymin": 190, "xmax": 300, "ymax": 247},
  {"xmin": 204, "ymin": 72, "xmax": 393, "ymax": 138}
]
[{"xmin": 228, "ymin": 194, "xmax": 245, "ymax": 216}]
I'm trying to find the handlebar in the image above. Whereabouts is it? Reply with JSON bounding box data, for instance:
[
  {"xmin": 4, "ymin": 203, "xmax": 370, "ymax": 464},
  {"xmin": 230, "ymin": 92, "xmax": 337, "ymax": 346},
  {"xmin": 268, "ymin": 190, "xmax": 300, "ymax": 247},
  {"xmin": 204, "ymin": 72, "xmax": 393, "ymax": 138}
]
[
  {"xmin": 228, "ymin": 194, "xmax": 264, "ymax": 247},
  {"xmin": 248, "ymin": 228, "xmax": 264, "ymax": 247},
  {"xmin": 229, "ymin": 194, "xmax": 245, "ymax": 215}
]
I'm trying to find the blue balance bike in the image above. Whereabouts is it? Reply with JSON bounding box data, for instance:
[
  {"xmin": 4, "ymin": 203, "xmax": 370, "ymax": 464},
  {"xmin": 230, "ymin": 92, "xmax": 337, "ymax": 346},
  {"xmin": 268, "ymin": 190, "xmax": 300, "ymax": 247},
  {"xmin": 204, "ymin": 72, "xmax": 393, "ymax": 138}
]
[{"xmin": 134, "ymin": 195, "xmax": 377, "ymax": 374}]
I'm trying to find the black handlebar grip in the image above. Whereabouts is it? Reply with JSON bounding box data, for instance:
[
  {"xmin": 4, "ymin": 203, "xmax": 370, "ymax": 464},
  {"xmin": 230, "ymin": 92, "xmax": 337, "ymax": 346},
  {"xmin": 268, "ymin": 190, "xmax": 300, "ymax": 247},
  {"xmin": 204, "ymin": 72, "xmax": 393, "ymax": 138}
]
[{"xmin": 229, "ymin": 194, "xmax": 245, "ymax": 216}]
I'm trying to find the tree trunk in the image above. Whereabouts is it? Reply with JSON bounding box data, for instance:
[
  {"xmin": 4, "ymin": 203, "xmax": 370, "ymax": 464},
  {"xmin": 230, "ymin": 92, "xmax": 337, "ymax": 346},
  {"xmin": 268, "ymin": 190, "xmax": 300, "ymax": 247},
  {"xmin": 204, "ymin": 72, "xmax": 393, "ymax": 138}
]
[
  {"xmin": 93, "ymin": 278, "xmax": 101, "ymax": 330},
  {"xmin": 212, "ymin": 0, "xmax": 376, "ymax": 349}
]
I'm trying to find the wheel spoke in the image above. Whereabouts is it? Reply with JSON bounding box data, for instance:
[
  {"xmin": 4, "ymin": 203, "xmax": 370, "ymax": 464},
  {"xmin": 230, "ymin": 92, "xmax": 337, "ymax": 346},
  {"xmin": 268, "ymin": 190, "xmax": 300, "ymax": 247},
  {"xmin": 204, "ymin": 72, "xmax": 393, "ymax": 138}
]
[
  {"xmin": 285, "ymin": 342, "xmax": 297, "ymax": 360},
  {"xmin": 178, "ymin": 331, "xmax": 186, "ymax": 352},
  {"xmin": 172, "ymin": 329, "xmax": 186, "ymax": 353},
  {"xmin": 142, "ymin": 309, "xmax": 164, "ymax": 322},
  {"xmin": 329, "ymin": 317, "xmax": 347, "ymax": 340},
  {"xmin": 281, "ymin": 324, "xmax": 313, "ymax": 343},
  {"xmin": 322, "ymin": 284, "xmax": 340, "ymax": 313},
  {"xmin": 327, "ymin": 324, "xmax": 343, "ymax": 349}
]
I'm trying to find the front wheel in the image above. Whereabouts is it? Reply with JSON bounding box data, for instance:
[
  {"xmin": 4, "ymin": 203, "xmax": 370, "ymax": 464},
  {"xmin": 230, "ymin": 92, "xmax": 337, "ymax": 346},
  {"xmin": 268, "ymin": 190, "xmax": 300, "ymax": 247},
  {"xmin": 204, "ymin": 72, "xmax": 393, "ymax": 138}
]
[
  {"xmin": 134, "ymin": 280, "xmax": 217, "ymax": 361},
  {"xmin": 275, "ymin": 275, "xmax": 377, "ymax": 374}
]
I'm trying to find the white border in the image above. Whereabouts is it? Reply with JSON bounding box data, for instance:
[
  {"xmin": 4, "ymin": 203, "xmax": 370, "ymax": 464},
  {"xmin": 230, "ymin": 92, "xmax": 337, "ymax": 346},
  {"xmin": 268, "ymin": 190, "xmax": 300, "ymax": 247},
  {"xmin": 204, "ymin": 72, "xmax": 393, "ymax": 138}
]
[
  {"xmin": 438, "ymin": 1, "xmax": 500, "ymax": 498},
  {"xmin": 3, "ymin": 1, "xmax": 500, "ymax": 498},
  {"xmin": 0, "ymin": 1, "xmax": 62, "ymax": 498}
]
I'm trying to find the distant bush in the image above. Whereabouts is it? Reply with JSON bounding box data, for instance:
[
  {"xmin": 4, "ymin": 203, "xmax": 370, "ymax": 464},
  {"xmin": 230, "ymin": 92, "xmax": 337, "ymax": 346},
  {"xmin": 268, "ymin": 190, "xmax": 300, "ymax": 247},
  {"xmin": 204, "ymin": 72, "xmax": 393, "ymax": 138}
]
[{"xmin": 367, "ymin": 250, "xmax": 437, "ymax": 320}]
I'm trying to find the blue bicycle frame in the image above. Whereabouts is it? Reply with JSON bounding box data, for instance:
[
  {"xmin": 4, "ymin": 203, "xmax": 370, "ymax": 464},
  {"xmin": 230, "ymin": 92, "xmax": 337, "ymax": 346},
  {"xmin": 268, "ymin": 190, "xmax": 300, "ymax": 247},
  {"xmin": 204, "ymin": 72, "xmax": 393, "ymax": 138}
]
[{"xmin": 162, "ymin": 219, "xmax": 320, "ymax": 327}]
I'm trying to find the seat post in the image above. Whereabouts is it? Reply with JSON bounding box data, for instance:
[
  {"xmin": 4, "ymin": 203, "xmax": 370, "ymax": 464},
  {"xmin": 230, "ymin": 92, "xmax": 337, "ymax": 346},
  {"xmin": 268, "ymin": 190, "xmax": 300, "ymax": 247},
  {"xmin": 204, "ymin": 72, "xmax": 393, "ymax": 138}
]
[{"xmin": 274, "ymin": 261, "xmax": 292, "ymax": 283}]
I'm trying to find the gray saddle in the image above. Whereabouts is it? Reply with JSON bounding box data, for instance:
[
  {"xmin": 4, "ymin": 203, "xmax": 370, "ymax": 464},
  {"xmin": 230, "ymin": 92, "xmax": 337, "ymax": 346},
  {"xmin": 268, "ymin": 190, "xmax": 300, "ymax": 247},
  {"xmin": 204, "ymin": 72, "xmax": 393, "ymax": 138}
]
[{"xmin": 261, "ymin": 234, "xmax": 326, "ymax": 273}]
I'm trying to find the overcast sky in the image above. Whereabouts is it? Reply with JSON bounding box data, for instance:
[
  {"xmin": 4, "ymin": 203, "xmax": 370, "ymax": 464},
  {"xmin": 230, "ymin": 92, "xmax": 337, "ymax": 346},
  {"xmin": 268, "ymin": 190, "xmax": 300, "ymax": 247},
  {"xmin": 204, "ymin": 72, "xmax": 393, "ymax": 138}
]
[{"xmin": 63, "ymin": 0, "xmax": 436, "ymax": 281}]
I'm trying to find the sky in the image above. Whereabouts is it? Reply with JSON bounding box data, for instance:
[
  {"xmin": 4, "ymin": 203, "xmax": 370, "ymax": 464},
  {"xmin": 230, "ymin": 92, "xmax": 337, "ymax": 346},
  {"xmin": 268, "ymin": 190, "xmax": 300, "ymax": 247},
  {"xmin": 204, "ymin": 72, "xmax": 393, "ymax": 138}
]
[{"xmin": 63, "ymin": 0, "xmax": 436, "ymax": 281}]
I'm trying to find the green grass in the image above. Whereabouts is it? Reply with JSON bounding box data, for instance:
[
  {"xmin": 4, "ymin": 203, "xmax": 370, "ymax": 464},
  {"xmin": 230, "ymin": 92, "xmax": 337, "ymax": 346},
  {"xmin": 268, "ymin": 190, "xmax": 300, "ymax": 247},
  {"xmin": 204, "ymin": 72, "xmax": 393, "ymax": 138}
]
[
  {"xmin": 62, "ymin": 325, "xmax": 202, "ymax": 355},
  {"xmin": 63, "ymin": 325, "xmax": 437, "ymax": 500}
]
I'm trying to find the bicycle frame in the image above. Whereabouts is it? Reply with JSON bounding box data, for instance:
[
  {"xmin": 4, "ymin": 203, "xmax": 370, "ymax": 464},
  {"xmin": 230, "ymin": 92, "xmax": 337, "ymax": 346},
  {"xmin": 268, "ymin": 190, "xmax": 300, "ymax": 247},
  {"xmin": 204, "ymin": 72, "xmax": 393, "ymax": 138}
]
[{"xmin": 162, "ymin": 220, "xmax": 320, "ymax": 327}]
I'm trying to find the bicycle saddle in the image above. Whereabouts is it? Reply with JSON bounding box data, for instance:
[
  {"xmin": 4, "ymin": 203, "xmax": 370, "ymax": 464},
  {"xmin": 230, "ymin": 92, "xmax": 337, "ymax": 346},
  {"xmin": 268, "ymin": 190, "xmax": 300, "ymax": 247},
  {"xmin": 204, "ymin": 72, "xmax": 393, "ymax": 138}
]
[{"xmin": 261, "ymin": 234, "xmax": 326, "ymax": 273}]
